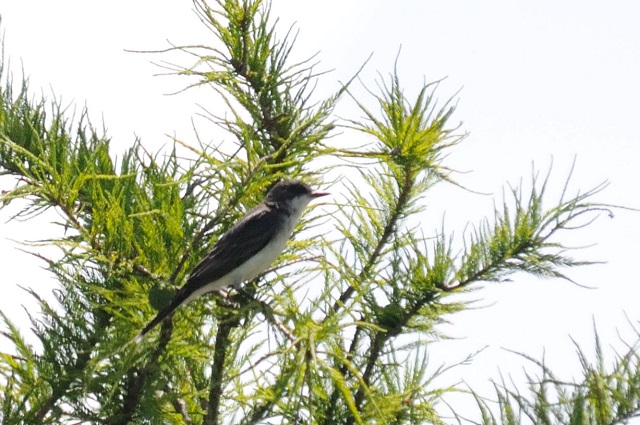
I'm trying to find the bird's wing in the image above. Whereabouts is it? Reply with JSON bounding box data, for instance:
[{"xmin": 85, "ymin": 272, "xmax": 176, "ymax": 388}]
[
  {"xmin": 187, "ymin": 204, "xmax": 284, "ymax": 287},
  {"xmin": 136, "ymin": 205, "xmax": 283, "ymax": 341}
]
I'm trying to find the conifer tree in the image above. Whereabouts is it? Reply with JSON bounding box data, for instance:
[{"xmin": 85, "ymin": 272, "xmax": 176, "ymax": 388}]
[{"xmin": 1, "ymin": 1, "xmax": 638, "ymax": 424}]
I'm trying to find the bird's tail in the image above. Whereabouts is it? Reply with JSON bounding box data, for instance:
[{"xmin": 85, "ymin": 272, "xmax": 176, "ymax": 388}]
[
  {"xmin": 134, "ymin": 312, "xmax": 167, "ymax": 344},
  {"xmin": 134, "ymin": 288, "xmax": 193, "ymax": 343}
]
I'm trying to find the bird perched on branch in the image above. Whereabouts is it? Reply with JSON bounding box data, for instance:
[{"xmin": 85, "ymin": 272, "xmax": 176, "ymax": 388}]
[{"xmin": 135, "ymin": 179, "xmax": 329, "ymax": 342}]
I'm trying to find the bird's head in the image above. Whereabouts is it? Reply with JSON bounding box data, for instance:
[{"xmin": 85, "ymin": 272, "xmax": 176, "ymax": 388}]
[{"xmin": 265, "ymin": 180, "xmax": 329, "ymax": 212}]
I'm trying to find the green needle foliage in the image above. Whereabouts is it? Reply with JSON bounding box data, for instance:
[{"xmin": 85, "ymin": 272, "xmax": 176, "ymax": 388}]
[
  {"xmin": 468, "ymin": 325, "xmax": 640, "ymax": 425},
  {"xmin": 0, "ymin": 1, "xmax": 636, "ymax": 424}
]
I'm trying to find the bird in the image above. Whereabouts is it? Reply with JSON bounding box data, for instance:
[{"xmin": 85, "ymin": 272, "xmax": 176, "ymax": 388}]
[{"xmin": 135, "ymin": 179, "xmax": 329, "ymax": 342}]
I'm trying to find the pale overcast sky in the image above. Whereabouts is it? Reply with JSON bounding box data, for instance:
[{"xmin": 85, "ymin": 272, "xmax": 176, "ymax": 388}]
[{"xmin": 2, "ymin": 0, "xmax": 640, "ymax": 418}]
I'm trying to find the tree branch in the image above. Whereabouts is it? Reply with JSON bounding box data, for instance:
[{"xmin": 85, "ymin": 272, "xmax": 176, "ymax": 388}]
[
  {"xmin": 109, "ymin": 320, "xmax": 173, "ymax": 425},
  {"xmin": 203, "ymin": 310, "xmax": 241, "ymax": 425},
  {"xmin": 330, "ymin": 165, "xmax": 415, "ymax": 315}
]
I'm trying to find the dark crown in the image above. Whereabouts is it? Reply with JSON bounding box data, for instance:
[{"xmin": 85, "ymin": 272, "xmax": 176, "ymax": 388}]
[{"xmin": 265, "ymin": 180, "xmax": 313, "ymax": 203}]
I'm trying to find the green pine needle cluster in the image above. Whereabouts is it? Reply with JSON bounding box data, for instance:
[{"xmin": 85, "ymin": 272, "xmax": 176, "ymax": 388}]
[
  {"xmin": 0, "ymin": 1, "xmax": 636, "ymax": 424},
  {"xmin": 469, "ymin": 325, "xmax": 640, "ymax": 425}
]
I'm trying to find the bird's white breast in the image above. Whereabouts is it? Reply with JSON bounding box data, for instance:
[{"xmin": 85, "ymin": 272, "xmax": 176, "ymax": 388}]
[
  {"xmin": 230, "ymin": 198, "xmax": 308, "ymax": 285},
  {"xmin": 188, "ymin": 196, "xmax": 310, "ymax": 300}
]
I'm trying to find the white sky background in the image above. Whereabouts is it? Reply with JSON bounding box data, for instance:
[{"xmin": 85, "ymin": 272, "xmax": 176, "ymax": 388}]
[{"xmin": 2, "ymin": 0, "xmax": 640, "ymax": 420}]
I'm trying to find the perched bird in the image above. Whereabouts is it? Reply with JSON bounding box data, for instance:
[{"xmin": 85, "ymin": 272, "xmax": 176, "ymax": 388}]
[{"xmin": 135, "ymin": 180, "xmax": 328, "ymax": 342}]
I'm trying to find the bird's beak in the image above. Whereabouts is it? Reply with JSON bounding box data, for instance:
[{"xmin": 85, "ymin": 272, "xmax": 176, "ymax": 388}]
[{"xmin": 311, "ymin": 191, "xmax": 330, "ymax": 198}]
